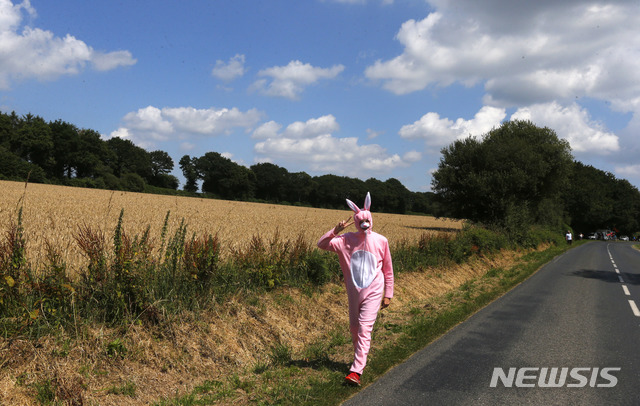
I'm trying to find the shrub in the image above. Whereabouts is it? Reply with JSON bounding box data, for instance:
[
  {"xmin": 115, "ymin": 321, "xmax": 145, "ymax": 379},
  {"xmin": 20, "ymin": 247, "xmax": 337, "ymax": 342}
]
[{"xmin": 121, "ymin": 173, "xmax": 145, "ymax": 192}]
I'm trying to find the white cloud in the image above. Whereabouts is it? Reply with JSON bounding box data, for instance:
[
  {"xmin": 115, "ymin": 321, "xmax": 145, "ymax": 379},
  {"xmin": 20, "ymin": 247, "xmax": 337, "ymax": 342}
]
[
  {"xmin": 180, "ymin": 141, "xmax": 195, "ymax": 151},
  {"xmin": 162, "ymin": 106, "xmax": 262, "ymax": 135},
  {"xmin": 403, "ymin": 150, "xmax": 422, "ymax": 162},
  {"xmin": 252, "ymin": 120, "xmax": 282, "ymax": 140},
  {"xmin": 253, "ymin": 115, "xmax": 340, "ymax": 140},
  {"xmin": 211, "ymin": 54, "xmax": 246, "ymax": 81},
  {"xmin": 110, "ymin": 105, "xmax": 264, "ymax": 149},
  {"xmin": 253, "ymin": 60, "xmax": 345, "ymax": 100},
  {"xmin": 0, "ymin": 0, "xmax": 135, "ymax": 89},
  {"xmin": 615, "ymin": 164, "xmax": 640, "ymax": 181},
  {"xmin": 400, "ymin": 102, "xmax": 619, "ymax": 155},
  {"xmin": 365, "ymin": 1, "xmax": 640, "ymax": 112},
  {"xmin": 366, "ymin": 128, "xmax": 382, "ymax": 139},
  {"xmin": 511, "ymin": 102, "xmax": 619, "ymax": 154},
  {"xmin": 399, "ymin": 106, "xmax": 506, "ymax": 147},
  {"xmin": 109, "ymin": 127, "xmax": 132, "ymax": 140},
  {"xmin": 92, "ymin": 50, "xmax": 136, "ymax": 71},
  {"xmin": 282, "ymin": 115, "xmax": 340, "ymax": 138},
  {"xmin": 253, "ymin": 115, "xmax": 419, "ymax": 177}
]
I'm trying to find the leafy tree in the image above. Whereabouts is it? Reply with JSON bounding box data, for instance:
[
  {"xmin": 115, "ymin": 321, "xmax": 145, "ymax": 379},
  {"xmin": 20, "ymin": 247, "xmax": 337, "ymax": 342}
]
[
  {"xmin": 149, "ymin": 150, "xmax": 178, "ymax": 189},
  {"xmin": 179, "ymin": 155, "xmax": 199, "ymax": 193},
  {"xmin": 382, "ymin": 178, "xmax": 410, "ymax": 213},
  {"xmin": 564, "ymin": 161, "xmax": 640, "ymax": 235},
  {"xmin": 0, "ymin": 145, "xmax": 47, "ymax": 182},
  {"xmin": 196, "ymin": 152, "xmax": 255, "ymax": 199},
  {"xmin": 0, "ymin": 111, "xmax": 19, "ymax": 149},
  {"xmin": 49, "ymin": 120, "xmax": 81, "ymax": 179},
  {"xmin": 286, "ymin": 171, "xmax": 316, "ymax": 204},
  {"xmin": 610, "ymin": 178, "xmax": 640, "ymax": 235},
  {"xmin": 432, "ymin": 120, "xmax": 573, "ymax": 228},
  {"xmin": 13, "ymin": 114, "xmax": 54, "ymax": 174},
  {"xmin": 76, "ymin": 129, "xmax": 115, "ymax": 179},
  {"xmin": 311, "ymin": 175, "xmax": 366, "ymax": 209},
  {"xmin": 563, "ymin": 162, "xmax": 615, "ymax": 233},
  {"xmin": 106, "ymin": 137, "xmax": 152, "ymax": 180},
  {"xmin": 251, "ymin": 162, "xmax": 289, "ymax": 201},
  {"xmin": 150, "ymin": 150, "xmax": 174, "ymax": 177},
  {"xmin": 409, "ymin": 191, "xmax": 438, "ymax": 215}
]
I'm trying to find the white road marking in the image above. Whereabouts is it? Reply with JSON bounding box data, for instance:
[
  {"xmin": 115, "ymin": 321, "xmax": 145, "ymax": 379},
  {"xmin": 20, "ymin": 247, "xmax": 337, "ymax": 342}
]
[{"xmin": 607, "ymin": 245, "xmax": 639, "ymax": 319}]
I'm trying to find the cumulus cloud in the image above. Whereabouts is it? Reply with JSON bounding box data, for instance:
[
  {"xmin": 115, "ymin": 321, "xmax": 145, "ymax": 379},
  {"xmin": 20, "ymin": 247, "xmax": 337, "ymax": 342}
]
[
  {"xmin": 252, "ymin": 60, "xmax": 345, "ymax": 100},
  {"xmin": 253, "ymin": 115, "xmax": 419, "ymax": 177},
  {"xmin": 373, "ymin": 0, "xmax": 636, "ymax": 178},
  {"xmin": 211, "ymin": 54, "xmax": 246, "ymax": 81},
  {"xmin": 511, "ymin": 102, "xmax": 619, "ymax": 154},
  {"xmin": 110, "ymin": 105, "xmax": 263, "ymax": 149},
  {"xmin": 0, "ymin": 0, "xmax": 135, "ymax": 89},
  {"xmin": 400, "ymin": 102, "xmax": 619, "ymax": 155},
  {"xmin": 365, "ymin": 1, "xmax": 640, "ymax": 111},
  {"xmin": 252, "ymin": 120, "xmax": 283, "ymax": 140},
  {"xmin": 282, "ymin": 115, "xmax": 340, "ymax": 138},
  {"xmin": 399, "ymin": 106, "xmax": 506, "ymax": 147}
]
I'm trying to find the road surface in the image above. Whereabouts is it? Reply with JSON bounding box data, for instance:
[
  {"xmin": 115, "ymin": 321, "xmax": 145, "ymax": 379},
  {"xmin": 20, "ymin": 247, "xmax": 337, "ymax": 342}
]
[{"xmin": 343, "ymin": 241, "xmax": 640, "ymax": 405}]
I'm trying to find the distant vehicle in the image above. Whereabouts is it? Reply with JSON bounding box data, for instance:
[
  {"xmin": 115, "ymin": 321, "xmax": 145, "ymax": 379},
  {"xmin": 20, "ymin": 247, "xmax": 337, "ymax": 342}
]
[
  {"xmin": 588, "ymin": 233, "xmax": 597, "ymax": 240},
  {"xmin": 620, "ymin": 236, "xmax": 629, "ymax": 241}
]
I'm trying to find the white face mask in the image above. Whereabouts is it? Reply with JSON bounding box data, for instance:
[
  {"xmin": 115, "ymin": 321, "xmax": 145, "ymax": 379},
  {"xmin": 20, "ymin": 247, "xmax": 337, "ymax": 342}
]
[{"xmin": 360, "ymin": 220, "xmax": 371, "ymax": 230}]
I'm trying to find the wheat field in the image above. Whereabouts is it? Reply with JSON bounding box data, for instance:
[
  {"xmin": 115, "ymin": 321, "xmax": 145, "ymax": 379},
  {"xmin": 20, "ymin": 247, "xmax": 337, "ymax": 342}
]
[{"xmin": 0, "ymin": 180, "xmax": 463, "ymax": 272}]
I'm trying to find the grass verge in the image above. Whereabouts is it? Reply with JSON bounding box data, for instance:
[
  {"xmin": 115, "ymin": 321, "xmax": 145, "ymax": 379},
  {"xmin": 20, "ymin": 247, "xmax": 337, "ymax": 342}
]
[{"xmin": 154, "ymin": 241, "xmax": 584, "ymax": 406}]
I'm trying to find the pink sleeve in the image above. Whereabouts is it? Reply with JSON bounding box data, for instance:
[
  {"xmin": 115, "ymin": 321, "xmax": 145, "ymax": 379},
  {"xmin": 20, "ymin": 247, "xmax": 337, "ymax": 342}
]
[
  {"xmin": 382, "ymin": 241, "xmax": 394, "ymax": 298},
  {"xmin": 317, "ymin": 229, "xmax": 338, "ymax": 251}
]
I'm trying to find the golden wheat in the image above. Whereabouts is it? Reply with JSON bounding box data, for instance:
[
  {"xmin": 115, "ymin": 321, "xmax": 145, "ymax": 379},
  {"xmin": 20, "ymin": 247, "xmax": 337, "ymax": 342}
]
[{"xmin": 0, "ymin": 180, "xmax": 463, "ymax": 272}]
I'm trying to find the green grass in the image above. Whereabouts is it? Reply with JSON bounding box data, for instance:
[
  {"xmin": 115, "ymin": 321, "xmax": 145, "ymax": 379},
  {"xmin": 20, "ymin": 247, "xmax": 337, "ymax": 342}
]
[
  {"xmin": 107, "ymin": 380, "xmax": 137, "ymax": 397},
  {"xmin": 152, "ymin": 240, "xmax": 583, "ymax": 405}
]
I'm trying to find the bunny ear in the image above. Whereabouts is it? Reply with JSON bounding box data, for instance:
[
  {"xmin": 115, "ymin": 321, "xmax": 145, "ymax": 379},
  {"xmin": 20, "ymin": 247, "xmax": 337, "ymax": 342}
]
[
  {"xmin": 346, "ymin": 198, "xmax": 360, "ymax": 213},
  {"xmin": 364, "ymin": 192, "xmax": 371, "ymax": 211}
]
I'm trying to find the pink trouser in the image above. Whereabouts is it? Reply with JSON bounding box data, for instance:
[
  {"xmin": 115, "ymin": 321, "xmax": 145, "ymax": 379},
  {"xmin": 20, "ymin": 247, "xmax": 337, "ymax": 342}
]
[{"xmin": 347, "ymin": 270, "xmax": 384, "ymax": 374}]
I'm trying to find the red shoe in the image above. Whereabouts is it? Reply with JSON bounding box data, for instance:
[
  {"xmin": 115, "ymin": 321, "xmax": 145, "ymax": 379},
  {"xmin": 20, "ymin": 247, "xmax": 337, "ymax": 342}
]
[{"xmin": 345, "ymin": 372, "xmax": 361, "ymax": 386}]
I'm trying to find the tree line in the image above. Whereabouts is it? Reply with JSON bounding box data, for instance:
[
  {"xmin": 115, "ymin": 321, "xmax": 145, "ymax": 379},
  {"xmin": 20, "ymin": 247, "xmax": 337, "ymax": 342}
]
[
  {"xmin": 0, "ymin": 111, "xmax": 436, "ymax": 214},
  {"xmin": 2, "ymin": 111, "xmax": 638, "ymax": 233},
  {"xmin": 432, "ymin": 120, "xmax": 640, "ymax": 237}
]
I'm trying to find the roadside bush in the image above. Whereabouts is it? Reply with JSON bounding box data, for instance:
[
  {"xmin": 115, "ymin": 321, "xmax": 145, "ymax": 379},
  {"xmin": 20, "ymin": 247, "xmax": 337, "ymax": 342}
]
[{"xmin": 457, "ymin": 226, "xmax": 509, "ymax": 256}]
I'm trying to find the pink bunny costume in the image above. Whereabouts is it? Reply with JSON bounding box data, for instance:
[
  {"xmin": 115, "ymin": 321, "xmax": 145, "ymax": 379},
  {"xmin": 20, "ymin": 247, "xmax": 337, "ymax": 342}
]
[{"xmin": 317, "ymin": 192, "xmax": 394, "ymax": 375}]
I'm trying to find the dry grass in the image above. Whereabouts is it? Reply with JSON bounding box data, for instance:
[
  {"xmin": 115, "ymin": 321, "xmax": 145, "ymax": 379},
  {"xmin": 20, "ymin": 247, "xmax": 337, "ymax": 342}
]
[
  {"xmin": 0, "ymin": 179, "xmax": 473, "ymax": 405},
  {"xmin": 0, "ymin": 180, "xmax": 463, "ymax": 274},
  {"xmin": 0, "ymin": 247, "xmax": 535, "ymax": 405}
]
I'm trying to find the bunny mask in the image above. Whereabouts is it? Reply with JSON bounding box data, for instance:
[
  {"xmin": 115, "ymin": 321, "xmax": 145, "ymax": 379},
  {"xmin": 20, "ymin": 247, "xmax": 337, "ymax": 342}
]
[{"xmin": 346, "ymin": 192, "xmax": 373, "ymax": 233}]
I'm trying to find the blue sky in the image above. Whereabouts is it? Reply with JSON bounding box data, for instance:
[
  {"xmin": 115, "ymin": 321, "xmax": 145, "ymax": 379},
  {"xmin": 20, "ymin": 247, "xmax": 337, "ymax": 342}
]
[{"xmin": 1, "ymin": 0, "xmax": 639, "ymax": 192}]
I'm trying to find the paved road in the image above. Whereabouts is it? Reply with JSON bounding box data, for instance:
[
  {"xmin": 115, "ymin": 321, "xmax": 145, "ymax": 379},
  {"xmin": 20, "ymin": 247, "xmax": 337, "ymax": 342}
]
[{"xmin": 343, "ymin": 241, "xmax": 640, "ymax": 405}]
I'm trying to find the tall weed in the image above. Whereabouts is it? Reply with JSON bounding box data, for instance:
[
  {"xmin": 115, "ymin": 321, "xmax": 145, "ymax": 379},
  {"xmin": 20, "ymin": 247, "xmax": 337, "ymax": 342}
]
[{"xmin": 0, "ymin": 208, "xmax": 560, "ymax": 339}]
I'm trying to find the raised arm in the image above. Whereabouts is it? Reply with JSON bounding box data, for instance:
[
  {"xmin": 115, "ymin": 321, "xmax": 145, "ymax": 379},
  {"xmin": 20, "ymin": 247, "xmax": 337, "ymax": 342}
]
[{"xmin": 317, "ymin": 218, "xmax": 352, "ymax": 250}]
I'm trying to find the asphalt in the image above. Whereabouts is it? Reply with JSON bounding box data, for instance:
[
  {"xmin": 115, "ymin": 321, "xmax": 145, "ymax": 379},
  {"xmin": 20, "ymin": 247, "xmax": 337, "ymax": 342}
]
[{"xmin": 342, "ymin": 241, "xmax": 640, "ymax": 406}]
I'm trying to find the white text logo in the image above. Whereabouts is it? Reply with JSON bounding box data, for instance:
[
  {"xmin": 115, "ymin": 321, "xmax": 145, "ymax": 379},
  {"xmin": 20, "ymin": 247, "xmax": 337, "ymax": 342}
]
[{"xmin": 490, "ymin": 367, "xmax": 620, "ymax": 388}]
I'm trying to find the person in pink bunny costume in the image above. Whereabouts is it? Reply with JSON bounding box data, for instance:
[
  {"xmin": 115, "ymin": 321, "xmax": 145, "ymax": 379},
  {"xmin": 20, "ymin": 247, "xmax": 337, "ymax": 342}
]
[{"xmin": 317, "ymin": 192, "xmax": 394, "ymax": 386}]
